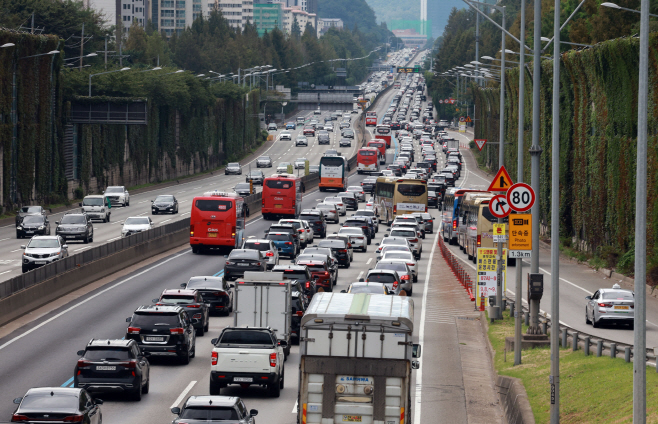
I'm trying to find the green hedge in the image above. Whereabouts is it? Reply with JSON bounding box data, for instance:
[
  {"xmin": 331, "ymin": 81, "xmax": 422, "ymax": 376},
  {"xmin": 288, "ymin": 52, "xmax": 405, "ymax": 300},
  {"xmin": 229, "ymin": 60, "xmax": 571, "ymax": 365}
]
[{"xmin": 474, "ymin": 34, "xmax": 658, "ymax": 273}]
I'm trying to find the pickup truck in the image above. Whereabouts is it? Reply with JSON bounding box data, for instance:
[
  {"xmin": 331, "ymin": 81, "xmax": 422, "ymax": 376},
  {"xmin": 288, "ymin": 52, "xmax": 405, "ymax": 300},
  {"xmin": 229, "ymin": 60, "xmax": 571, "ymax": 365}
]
[{"xmin": 210, "ymin": 327, "xmax": 286, "ymax": 397}]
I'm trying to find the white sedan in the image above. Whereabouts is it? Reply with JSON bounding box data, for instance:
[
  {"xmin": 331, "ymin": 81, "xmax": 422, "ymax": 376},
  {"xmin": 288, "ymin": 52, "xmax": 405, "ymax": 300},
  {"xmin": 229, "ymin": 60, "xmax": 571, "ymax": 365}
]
[
  {"xmin": 324, "ymin": 197, "xmax": 347, "ymax": 216},
  {"xmin": 375, "ymin": 237, "xmax": 411, "ymax": 261},
  {"xmin": 280, "ymin": 131, "xmax": 292, "ymax": 141},
  {"xmin": 337, "ymin": 227, "xmax": 368, "ymax": 252}
]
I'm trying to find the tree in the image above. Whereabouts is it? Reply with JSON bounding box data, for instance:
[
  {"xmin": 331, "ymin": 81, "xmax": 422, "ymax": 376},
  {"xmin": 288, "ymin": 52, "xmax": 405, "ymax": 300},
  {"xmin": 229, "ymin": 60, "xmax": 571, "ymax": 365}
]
[{"xmin": 291, "ymin": 16, "xmax": 301, "ymax": 40}]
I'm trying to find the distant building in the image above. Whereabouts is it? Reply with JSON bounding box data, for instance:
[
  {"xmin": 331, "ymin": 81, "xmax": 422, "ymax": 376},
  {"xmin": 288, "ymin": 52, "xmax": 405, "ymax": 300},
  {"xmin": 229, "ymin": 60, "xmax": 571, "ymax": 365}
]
[
  {"xmin": 392, "ymin": 29, "xmax": 427, "ymax": 48},
  {"xmin": 253, "ymin": 3, "xmax": 283, "ymax": 35},
  {"xmin": 84, "ymin": 0, "xmax": 118, "ymax": 28},
  {"xmin": 207, "ymin": 0, "xmax": 254, "ymax": 30},
  {"xmin": 317, "ymin": 18, "xmax": 343, "ymax": 37},
  {"xmin": 281, "ymin": 5, "xmax": 316, "ymax": 35},
  {"xmin": 119, "ymin": 0, "xmax": 149, "ymax": 32},
  {"xmin": 144, "ymin": 0, "xmax": 208, "ymax": 36}
]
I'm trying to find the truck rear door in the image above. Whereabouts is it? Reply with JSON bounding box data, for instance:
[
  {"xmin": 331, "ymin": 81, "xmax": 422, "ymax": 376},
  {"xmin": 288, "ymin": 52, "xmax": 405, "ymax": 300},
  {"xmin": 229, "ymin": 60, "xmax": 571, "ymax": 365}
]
[{"xmin": 234, "ymin": 283, "xmax": 290, "ymax": 339}]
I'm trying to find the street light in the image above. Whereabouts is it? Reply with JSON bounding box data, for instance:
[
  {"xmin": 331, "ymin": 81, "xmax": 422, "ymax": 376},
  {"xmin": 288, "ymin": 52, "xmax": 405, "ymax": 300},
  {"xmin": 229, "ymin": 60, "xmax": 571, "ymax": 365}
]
[
  {"xmin": 1, "ymin": 43, "xmax": 15, "ymax": 48},
  {"xmin": 540, "ymin": 36, "xmax": 591, "ymax": 48},
  {"xmin": 88, "ymin": 67, "xmax": 130, "ymax": 97},
  {"xmin": 601, "ymin": 2, "xmax": 658, "ymax": 16}
]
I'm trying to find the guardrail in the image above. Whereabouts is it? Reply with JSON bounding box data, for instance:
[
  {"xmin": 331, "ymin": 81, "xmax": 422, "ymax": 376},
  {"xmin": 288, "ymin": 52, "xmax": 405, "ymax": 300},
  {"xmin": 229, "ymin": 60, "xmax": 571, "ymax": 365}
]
[{"xmin": 438, "ymin": 237, "xmax": 475, "ymax": 302}]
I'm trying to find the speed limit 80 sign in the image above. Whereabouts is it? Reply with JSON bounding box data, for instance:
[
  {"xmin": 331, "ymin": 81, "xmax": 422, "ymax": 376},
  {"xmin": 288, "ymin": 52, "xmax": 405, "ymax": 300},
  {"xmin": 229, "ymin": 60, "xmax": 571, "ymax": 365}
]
[{"xmin": 507, "ymin": 183, "xmax": 535, "ymax": 212}]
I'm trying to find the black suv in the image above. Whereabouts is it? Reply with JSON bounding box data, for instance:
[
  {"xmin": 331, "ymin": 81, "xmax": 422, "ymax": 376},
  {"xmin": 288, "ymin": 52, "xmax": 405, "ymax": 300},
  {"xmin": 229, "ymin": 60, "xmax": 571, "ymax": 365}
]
[
  {"xmin": 317, "ymin": 239, "xmax": 351, "ymax": 267},
  {"xmin": 182, "ymin": 276, "xmax": 234, "ymax": 316},
  {"xmin": 56, "ymin": 213, "xmax": 94, "ymax": 243},
  {"xmin": 74, "ymin": 339, "xmax": 150, "ymax": 401},
  {"xmin": 16, "ymin": 215, "xmax": 51, "ymax": 238},
  {"xmin": 299, "ymin": 209, "xmax": 327, "ymax": 238},
  {"xmin": 318, "ymin": 132, "xmax": 330, "ymax": 145},
  {"xmin": 361, "ymin": 178, "xmax": 377, "ymax": 194},
  {"xmin": 271, "ymin": 264, "xmax": 317, "ymax": 299},
  {"xmin": 125, "ymin": 305, "xmax": 197, "ymax": 364},
  {"xmin": 224, "ymin": 249, "xmax": 267, "ymax": 281},
  {"xmin": 153, "ymin": 289, "xmax": 211, "ymax": 336}
]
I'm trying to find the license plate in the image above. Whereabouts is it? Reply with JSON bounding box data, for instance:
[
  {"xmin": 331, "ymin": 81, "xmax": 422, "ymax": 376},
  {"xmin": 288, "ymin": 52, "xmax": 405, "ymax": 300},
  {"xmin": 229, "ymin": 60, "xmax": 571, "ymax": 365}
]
[
  {"xmin": 614, "ymin": 305, "xmax": 630, "ymax": 310},
  {"xmin": 238, "ymin": 263, "xmax": 249, "ymax": 266},
  {"xmin": 207, "ymin": 233, "xmax": 217, "ymax": 238},
  {"xmin": 275, "ymin": 204, "xmax": 282, "ymax": 208},
  {"xmin": 343, "ymin": 416, "xmax": 362, "ymax": 422},
  {"xmin": 26, "ymin": 231, "xmax": 34, "ymax": 234},
  {"xmin": 35, "ymin": 261, "xmax": 46, "ymax": 265},
  {"xmin": 96, "ymin": 366, "xmax": 116, "ymax": 371},
  {"xmin": 65, "ymin": 235, "xmax": 75, "ymax": 238},
  {"xmin": 145, "ymin": 336, "xmax": 164, "ymax": 342},
  {"xmin": 234, "ymin": 377, "xmax": 253, "ymax": 382}
]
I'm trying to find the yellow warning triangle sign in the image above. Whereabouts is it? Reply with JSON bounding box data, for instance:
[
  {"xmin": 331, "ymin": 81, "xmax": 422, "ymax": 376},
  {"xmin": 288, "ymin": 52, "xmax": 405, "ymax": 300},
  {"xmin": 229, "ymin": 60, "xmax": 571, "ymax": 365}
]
[{"xmin": 488, "ymin": 166, "xmax": 514, "ymax": 191}]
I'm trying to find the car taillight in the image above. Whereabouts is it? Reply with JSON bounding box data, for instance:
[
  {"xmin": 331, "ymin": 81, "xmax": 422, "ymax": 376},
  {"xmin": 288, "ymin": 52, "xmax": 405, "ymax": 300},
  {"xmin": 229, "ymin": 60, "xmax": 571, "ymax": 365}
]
[
  {"xmin": 392, "ymin": 281, "xmax": 399, "ymax": 290},
  {"xmin": 339, "ymin": 249, "xmax": 347, "ymax": 253},
  {"xmin": 12, "ymin": 415, "xmax": 29, "ymax": 422},
  {"xmin": 306, "ymin": 282, "xmax": 310, "ymax": 288},
  {"xmin": 256, "ymin": 262, "xmax": 261, "ymax": 266},
  {"xmin": 598, "ymin": 303, "xmax": 612, "ymax": 308},
  {"xmin": 285, "ymin": 242, "xmax": 292, "ymax": 245},
  {"xmin": 324, "ymin": 272, "xmax": 329, "ymax": 276},
  {"xmin": 410, "ymin": 238, "xmax": 418, "ymax": 243},
  {"xmin": 266, "ymin": 251, "xmax": 274, "ymax": 257},
  {"xmin": 477, "ymin": 235, "xmax": 481, "ymax": 247},
  {"xmin": 452, "ymin": 219, "xmax": 457, "ymax": 230},
  {"xmin": 212, "ymin": 351, "xmax": 218, "ymax": 366},
  {"xmin": 296, "ymin": 311, "xmax": 304, "ymax": 316},
  {"xmin": 270, "ymin": 352, "xmax": 277, "ymax": 367},
  {"xmin": 63, "ymin": 415, "xmax": 84, "ymax": 422},
  {"xmin": 77, "ymin": 359, "xmax": 91, "ymax": 369},
  {"xmin": 118, "ymin": 360, "xmax": 137, "ymax": 369},
  {"xmin": 170, "ymin": 327, "xmax": 185, "ymax": 335},
  {"xmin": 187, "ymin": 304, "xmax": 201, "ymax": 308},
  {"xmin": 393, "ymin": 205, "xmax": 397, "ymax": 213},
  {"xmin": 190, "ymin": 225, "xmax": 194, "ymax": 237},
  {"xmin": 401, "ymin": 275, "xmax": 410, "ymax": 280},
  {"xmin": 127, "ymin": 327, "xmax": 140, "ymax": 334},
  {"xmin": 316, "ymin": 221, "xmax": 322, "ymax": 224}
]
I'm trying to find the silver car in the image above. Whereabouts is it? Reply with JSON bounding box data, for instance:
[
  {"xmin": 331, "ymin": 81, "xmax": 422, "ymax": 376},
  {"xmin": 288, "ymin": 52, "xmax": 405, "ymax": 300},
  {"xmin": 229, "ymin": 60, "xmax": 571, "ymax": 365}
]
[
  {"xmin": 316, "ymin": 203, "xmax": 339, "ymax": 224},
  {"xmin": 365, "ymin": 269, "xmax": 402, "ymax": 295},
  {"xmin": 294, "ymin": 158, "xmax": 308, "ymax": 169},
  {"xmin": 347, "ymin": 186, "xmax": 366, "ymax": 202},
  {"xmin": 324, "ymin": 197, "xmax": 347, "ymax": 216},
  {"xmin": 374, "ymin": 260, "xmax": 414, "ymax": 295},
  {"xmin": 277, "ymin": 162, "xmax": 292, "ymax": 173},
  {"xmin": 21, "ymin": 235, "xmax": 69, "ymax": 273},
  {"xmin": 279, "ymin": 219, "xmax": 313, "ymax": 247},
  {"xmin": 375, "ymin": 237, "xmax": 411, "ymax": 261},
  {"xmin": 257, "ymin": 156, "xmax": 273, "ymax": 167},
  {"xmin": 242, "ymin": 239, "xmax": 279, "ymax": 270},
  {"xmin": 337, "ymin": 227, "xmax": 368, "ymax": 252},
  {"xmin": 381, "ymin": 251, "xmax": 418, "ymax": 282},
  {"xmin": 296, "ymin": 136, "xmax": 308, "ymax": 146},
  {"xmin": 586, "ymin": 286, "xmax": 635, "ymax": 328}
]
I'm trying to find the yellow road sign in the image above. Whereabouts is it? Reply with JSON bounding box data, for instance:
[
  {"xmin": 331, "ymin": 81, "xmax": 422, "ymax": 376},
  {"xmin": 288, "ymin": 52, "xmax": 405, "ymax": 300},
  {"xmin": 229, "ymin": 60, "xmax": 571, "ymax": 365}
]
[
  {"xmin": 476, "ymin": 247, "xmax": 507, "ymax": 309},
  {"xmin": 509, "ymin": 213, "xmax": 532, "ymax": 250}
]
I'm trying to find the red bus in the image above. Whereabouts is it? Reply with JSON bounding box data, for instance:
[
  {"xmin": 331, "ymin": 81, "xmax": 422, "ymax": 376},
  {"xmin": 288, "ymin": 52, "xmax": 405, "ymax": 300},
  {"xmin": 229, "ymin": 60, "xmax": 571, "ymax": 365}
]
[
  {"xmin": 375, "ymin": 125, "xmax": 392, "ymax": 147},
  {"xmin": 190, "ymin": 191, "xmax": 245, "ymax": 254},
  {"xmin": 262, "ymin": 174, "xmax": 303, "ymax": 220},
  {"xmin": 367, "ymin": 140, "xmax": 386, "ymax": 164},
  {"xmin": 357, "ymin": 147, "xmax": 380, "ymax": 174},
  {"xmin": 365, "ymin": 111, "xmax": 377, "ymax": 127}
]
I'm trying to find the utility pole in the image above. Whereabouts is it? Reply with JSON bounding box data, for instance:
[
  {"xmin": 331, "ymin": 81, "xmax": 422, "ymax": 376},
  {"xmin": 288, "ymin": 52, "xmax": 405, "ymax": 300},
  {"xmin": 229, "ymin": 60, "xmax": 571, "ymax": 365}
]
[
  {"xmin": 475, "ymin": 8, "xmax": 480, "ymax": 86},
  {"xmin": 104, "ymin": 36, "xmax": 108, "ymax": 70},
  {"xmin": 31, "ymin": 13, "xmax": 35, "ymax": 34},
  {"xmin": 80, "ymin": 23, "xmax": 85, "ymax": 71},
  {"xmin": 633, "ymin": 0, "xmax": 650, "ymax": 420},
  {"xmin": 549, "ymin": 0, "xmax": 561, "ymax": 420}
]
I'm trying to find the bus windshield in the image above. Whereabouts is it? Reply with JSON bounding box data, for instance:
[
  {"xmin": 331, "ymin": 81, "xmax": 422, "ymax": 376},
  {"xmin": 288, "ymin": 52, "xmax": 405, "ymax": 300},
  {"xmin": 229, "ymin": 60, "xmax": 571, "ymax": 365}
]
[
  {"xmin": 265, "ymin": 180, "xmax": 293, "ymax": 189},
  {"xmin": 194, "ymin": 199, "xmax": 233, "ymax": 211}
]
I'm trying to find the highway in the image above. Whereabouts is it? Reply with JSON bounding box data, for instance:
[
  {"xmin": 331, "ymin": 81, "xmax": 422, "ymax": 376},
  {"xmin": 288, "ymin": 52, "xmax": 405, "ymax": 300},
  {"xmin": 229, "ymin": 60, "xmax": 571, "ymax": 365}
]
[{"xmin": 0, "ymin": 52, "xmax": 444, "ymax": 423}]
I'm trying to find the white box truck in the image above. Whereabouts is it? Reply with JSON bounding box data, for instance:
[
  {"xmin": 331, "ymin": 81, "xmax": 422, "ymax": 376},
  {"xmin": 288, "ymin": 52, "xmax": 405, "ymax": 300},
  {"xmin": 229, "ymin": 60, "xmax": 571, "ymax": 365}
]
[
  {"xmin": 297, "ymin": 292, "xmax": 421, "ymax": 424},
  {"xmin": 234, "ymin": 271, "xmax": 292, "ymax": 358}
]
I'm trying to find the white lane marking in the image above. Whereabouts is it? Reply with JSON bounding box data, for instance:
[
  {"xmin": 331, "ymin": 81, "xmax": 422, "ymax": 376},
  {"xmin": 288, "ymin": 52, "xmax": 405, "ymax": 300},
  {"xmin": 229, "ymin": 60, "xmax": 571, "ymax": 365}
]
[
  {"xmin": 136, "ymin": 212, "xmax": 148, "ymax": 216},
  {"xmin": 107, "ymin": 237, "xmax": 121, "ymax": 242},
  {"xmin": 160, "ymin": 219, "xmax": 172, "ymax": 224},
  {"xmin": 366, "ymin": 258, "xmax": 372, "ymax": 264},
  {"xmin": 357, "ymin": 271, "xmax": 363, "ymax": 280},
  {"xmin": 0, "ymin": 250, "xmax": 191, "ymax": 352},
  {"xmin": 179, "ymin": 200, "xmax": 188, "ymax": 203},
  {"xmin": 414, "ymin": 230, "xmax": 441, "ymax": 424},
  {"xmin": 0, "ymin": 238, "xmax": 9, "ymax": 242},
  {"xmin": 170, "ymin": 380, "xmax": 197, "ymax": 409},
  {"xmin": 74, "ymin": 246, "xmax": 92, "ymax": 252},
  {"xmin": 193, "ymin": 187, "xmax": 202, "ymax": 190},
  {"xmin": 0, "ymin": 270, "xmax": 12, "ymax": 275},
  {"xmin": 292, "ymin": 400, "xmax": 298, "ymax": 414},
  {"xmin": 10, "ymin": 249, "xmax": 21, "ymax": 252},
  {"xmin": 177, "ymin": 191, "xmax": 186, "ymax": 194},
  {"xmin": 180, "ymin": 212, "xmax": 190, "ymax": 216},
  {"xmin": 138, "ymin": 200, "xmax": 148, "ymax": 204}
]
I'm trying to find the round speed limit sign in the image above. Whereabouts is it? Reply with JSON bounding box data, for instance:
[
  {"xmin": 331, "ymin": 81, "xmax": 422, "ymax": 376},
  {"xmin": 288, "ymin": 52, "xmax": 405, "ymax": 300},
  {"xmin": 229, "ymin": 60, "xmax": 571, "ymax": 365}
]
[{"xmin": 507, "ymin": 183, "xmax": 535, "ymax": 212}]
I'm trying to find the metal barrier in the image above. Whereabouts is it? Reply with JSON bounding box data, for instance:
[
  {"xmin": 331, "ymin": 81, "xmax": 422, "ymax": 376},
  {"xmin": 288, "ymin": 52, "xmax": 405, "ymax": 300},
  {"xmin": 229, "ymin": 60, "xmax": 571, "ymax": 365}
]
[
  {"xmin": 0, "ymin": 219, "xmax": 189, "ymax": 300},
  {"xmin": 437, "ymin": 237, "xmax": 475, "ymax": 303}
]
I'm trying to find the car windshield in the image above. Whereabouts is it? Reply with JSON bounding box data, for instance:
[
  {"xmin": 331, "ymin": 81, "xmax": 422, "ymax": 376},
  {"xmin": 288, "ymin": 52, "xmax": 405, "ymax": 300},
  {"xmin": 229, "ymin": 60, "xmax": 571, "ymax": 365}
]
[
  {"xmin": 155, "ymin": 195, "xmax": 174, "ymax": 202},
  {"xmin": 279, "ymin": 162, "xmax": 291, "ymax": 167},
  {"xmin": 382, "ymin": 238, "xmax": 407, "ymax": 246},
  {"xmin": 602, "ymin": 291, "xmax": 634, "ymax": 300},
  {"xmin": 229, "ymin": 250, "xmax": 259, "ymax": 259},
  {"xmin": 318, "ymin": 240, "xmax": 345, "ymax": 248},
  {"xmin": 268, "ymin": 234, "xmax": 292, "ymax": 242},
  {"xmin": 19, "ymin": 393, "xmax": 79, "ymax": 413},
  {"xmin": 383, "ymin": 252, "xmax": 413, "ymax": 260},
  {"xmin": 180, "ymin": 407, "xmax": 239, "ymax": 420},
  {"xmin": 22, "ymin": 216, "xmax": 45, "ymax": 224},
  {"xmin": 60, "ymin": 215, "xmax": 86, "ymax": 224},
  {"xmin": 131, "ymin": 313, "xmax": 179, "ymax": 327},
  {"xmin": 317, "ymin": 205, "xmax": 334, "ymax": 212},
  {"xmin": 160, "ymin": 295, "xmax": 196, "ymax": 304},
  {"xmin": 235, "ymin": 183, "xmax": 250, "ymax": 189},
  {"xmin": 124, "ymin": 217, "xmax": 150, "ymax": 226},
  {"xmin": 82, "ymin": 197, "xmax": 104, "ymax": 206},
  {"xmin": 218, "ymin": 330, "xmax": 274, "ymax": 346},
  {"xmin": 376, "ymin": 262, "xmax": 408, "ymax": 272},
  {"xmin": 249, "ymin": 171, "xmax": 262, "ymax": 177},
  {"xmin": 355, "ymin": 211, "xmax": 374, "ymax": 217},
  {"xmin": 105, "ymin": 187, "xmax": 124, "ymax": 193},
  {"xmin": 20, "ymin": 206, "xmax": 42, "ymax": 213},
  {"xmin": 339, "ymin": 228, "xmax": 362, "ymax": 235},
  {"xmin": 228, "ymin": 163, "xmax": 239, "ymax": 167},
  {"xmin": 243, "ymin": 242, "xmax": 272, "ymax": 251},
  {"xmin": 27, "ymin": 239, "xmax": 59, "ymax": 249},
  {"xmin": 367, "ymin": 274, "xmax": 396, "ymax": 284},
  {"xmin": 280, "ymin": 221, "xmax": 302, "ymax": 229},
  {"xmin": 280, "ymin": 271, "xmax": 309, "ymax": 281},
  {"xmin": 84, "ymin": 347, "xmax": 132, "ymax": 361},
  {"xmin": 259, "ymin": 157, "xmax": 270, "ymax": 161},
  {"xmin": 350, "ymin": 284, "xmax": 384, "ymax": 294},
  {"xmin": 300, "ymin": 214, "xmax": 320, "ymax": 221},
  {"xmin": 296, "ymin": 158, "xmax": 308, "ymax": 162}
]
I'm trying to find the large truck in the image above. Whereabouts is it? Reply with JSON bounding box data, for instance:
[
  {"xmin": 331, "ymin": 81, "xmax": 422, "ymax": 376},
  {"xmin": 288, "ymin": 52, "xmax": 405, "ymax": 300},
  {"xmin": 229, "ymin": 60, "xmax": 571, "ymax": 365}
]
[
  {"xmin": 297, "ymin": 293, "xmax": 421, "ymax": 424},
  {"xmin": 234, "ymin": 272, "xmax": 292, "ymax": 358}
]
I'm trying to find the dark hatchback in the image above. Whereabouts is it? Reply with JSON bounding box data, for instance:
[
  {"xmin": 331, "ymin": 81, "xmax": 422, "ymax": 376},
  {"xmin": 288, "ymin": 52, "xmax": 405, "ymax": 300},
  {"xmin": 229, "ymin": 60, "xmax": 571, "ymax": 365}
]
[
  {"xmin": 299, "ymin": 209, "xmax": 327, "ymax": 238},
  {"xmin": 233, "ymin": 183, "xmax": 254, "ymax": 197},
  {"xmin": 361, "ymin": 178, "xmax": 378, "ymax": 194},
  {"xmin": 55, "ymin": 213, "xmax": 93, "ymax": 243},
  {"xmin": 342, "ymin": 218, "xmax": 373, "ymax": 244},
  {"xmin": 16, "ymin": 215, "xmax": 51, "ymax": 239},
  {"xmin": 11, "ymin": 387, "xmax": 103, "ymax": 424},
  {"xmin": 125, "ymin": 305, "xmax": 197, "ymax": 364},
  {"xmin": 387, "ymin": 164, "xmax": 403, "ymax": 176},
  {"xmin": 153, "ymin": 289, "xmax": 210, "ymax": 336},
  {"xmin": 440, "ymin": 171, "xmax": 455, "ymax": 187},
  {"xmin": 183, "ymin": 276, "xmax": 234, "ymax": 316},
  {"xmin": 428, "ymin": 191, "xmax": 439, "ymax": 208},
  {"xmin": 246, "ymin": 170, "xmax": 265, "ymax": 185},
  {"xmin": 336, "ymin": 192, "xmax": 358, "ymax": 210},
  {"xmin": 224, "ymin": 249, "xmax": 266, "ymax": 281},
  {"xmin": 317, "ymin": 239, "xmax": 350, "ymax": 267},
  {"xmin": 74, "ymin": 339, "xmax": 150, "ymax": 401},
  {"xmin": 271, "ymin": 264, "xmax": 317, "ymax": 299}
]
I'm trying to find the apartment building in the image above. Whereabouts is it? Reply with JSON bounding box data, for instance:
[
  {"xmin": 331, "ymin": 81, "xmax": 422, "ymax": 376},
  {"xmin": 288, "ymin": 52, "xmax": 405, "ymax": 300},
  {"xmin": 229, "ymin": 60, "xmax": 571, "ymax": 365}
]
[
  {"xmin": 317, "ymin": 18, "xmax": 342, "ymax": 37},
  {"xmin": 253, "ymin": 3, "xmax": 283, "ymax": 36},
  {"xmin": 281, "ymin": 5, "xmax": 316, "ymax": 35}
]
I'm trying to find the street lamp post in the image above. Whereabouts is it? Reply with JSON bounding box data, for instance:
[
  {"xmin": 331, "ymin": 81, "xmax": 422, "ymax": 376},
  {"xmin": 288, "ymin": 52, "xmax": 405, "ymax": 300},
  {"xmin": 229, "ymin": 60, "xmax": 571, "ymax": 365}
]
[{"xmin": 88, "ymin": 67, "xmax": 130, "ymax": 97}]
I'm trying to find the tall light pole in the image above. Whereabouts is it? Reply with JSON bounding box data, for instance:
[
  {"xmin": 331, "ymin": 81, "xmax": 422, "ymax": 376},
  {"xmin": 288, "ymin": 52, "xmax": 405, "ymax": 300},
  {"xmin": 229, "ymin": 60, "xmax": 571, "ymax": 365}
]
[
  {"xmin": 88, "ymin": 67, "xmax": 130, "ymax": 97},
  {"xmin": 530, "ymin": 0, "xmax": 543, "ymax": 290}
]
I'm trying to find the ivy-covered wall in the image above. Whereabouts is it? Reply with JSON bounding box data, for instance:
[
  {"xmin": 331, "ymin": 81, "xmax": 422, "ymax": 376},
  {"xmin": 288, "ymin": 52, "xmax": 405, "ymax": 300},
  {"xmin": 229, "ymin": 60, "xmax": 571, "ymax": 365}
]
[
  {"xmin": 0, "ymin": 31, "xmax": 64, "ymax": 209},
  {"xmin": 474, "ymin": 34, "xmax": 658, "ymax": 270}
]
